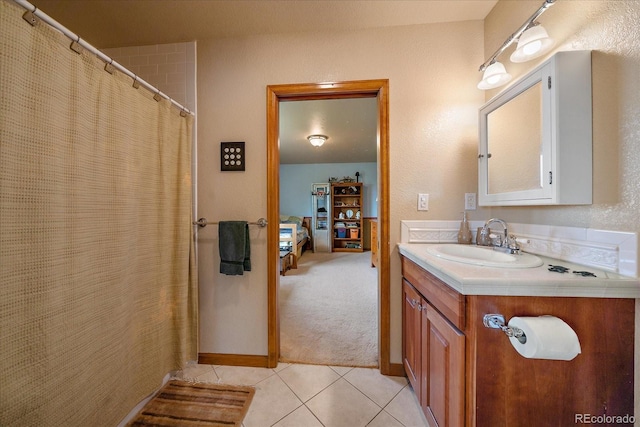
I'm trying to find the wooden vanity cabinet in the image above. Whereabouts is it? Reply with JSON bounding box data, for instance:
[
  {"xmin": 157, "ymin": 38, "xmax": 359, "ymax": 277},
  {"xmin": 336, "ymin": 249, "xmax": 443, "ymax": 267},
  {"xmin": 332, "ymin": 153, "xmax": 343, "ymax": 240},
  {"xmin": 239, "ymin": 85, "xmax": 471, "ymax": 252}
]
[
  {"xmin": 402, "ymin": 258, "xmax": 465, "ymax": 427},
  {"xmin": 403, "ymin": 280, "xmax": 422, "ymax": 395},
  {"xmin": 421, "ymin": 299, "xmax": 465, "ymax": 427},
  {"xmin": 401, "ymin": 256, "xmax": 634, "ymax": 427}
]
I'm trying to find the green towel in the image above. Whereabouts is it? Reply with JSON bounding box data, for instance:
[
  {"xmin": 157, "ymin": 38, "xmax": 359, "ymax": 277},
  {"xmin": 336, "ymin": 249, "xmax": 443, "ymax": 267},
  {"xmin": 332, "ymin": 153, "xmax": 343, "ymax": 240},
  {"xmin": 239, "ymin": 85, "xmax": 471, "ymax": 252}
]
[{"xmin": 219, "ymin": 221, "xmax": 251, "ymax": 275}]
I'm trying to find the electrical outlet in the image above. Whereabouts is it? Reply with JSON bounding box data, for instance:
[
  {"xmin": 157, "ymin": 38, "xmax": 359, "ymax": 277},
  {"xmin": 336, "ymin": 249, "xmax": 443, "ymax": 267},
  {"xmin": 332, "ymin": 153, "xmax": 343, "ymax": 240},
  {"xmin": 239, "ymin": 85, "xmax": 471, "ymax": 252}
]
[
  {"xmin": 465, "ymin": 193, "xmax": 477, "ymax": 210},
  {"xmin": 418, "ymin": 193, "xmax": 429, "ymax": 211}
]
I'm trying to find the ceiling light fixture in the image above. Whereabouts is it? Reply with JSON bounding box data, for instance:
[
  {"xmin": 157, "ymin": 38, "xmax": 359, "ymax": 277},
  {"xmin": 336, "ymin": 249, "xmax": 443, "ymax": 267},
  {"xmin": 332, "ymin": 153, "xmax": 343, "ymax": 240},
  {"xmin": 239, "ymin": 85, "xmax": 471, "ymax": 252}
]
[
  {"xmin": 510, "ymin": 24, "xmax": 555, "ymax": 63},
  {"xmin": 307, "ymin": 134, "xmax": 328, "ymax": 147},
  {"xmin": 477, "ymin": 0, "xmax": 556, "ymax": 91}
]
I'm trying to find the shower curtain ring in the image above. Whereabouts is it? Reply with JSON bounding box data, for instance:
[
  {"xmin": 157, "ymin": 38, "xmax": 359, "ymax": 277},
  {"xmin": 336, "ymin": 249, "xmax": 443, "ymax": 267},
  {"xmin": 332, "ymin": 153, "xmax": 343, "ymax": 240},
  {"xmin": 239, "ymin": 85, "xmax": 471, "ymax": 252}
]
[
  {"xmin": 153, "ymin": 91, "xmax": 163, "ymax": 102},
  {"xmin": 70, "ymin": 35, "xmax": 83, "ymax": 54},
  {"xmin": 132, "ymin": 75, "xmax": 140, "ymax": 89},
  {"xmin": 104, "ymin": 58, "xmax": 116, "ymax": 74},
  {"xmin": 23, "ymin": 6, "xmax": 39, "ymax": 26}
]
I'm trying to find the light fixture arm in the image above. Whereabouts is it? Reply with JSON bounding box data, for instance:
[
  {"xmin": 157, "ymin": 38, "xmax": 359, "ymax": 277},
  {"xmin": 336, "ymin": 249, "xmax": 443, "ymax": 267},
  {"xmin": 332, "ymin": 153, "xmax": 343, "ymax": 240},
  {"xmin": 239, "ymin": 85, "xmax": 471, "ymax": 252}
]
[{"xmin": 479, "ymin": 0, "xmax": 556, "ymax": 72}]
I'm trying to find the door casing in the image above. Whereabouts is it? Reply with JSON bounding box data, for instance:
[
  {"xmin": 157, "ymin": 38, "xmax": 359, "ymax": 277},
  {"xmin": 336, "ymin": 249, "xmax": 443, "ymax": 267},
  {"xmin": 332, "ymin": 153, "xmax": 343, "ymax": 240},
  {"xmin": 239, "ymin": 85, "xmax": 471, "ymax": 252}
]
[{"xmin": 266, "ymin": 79, "xmax": 393, "ymax": 374}]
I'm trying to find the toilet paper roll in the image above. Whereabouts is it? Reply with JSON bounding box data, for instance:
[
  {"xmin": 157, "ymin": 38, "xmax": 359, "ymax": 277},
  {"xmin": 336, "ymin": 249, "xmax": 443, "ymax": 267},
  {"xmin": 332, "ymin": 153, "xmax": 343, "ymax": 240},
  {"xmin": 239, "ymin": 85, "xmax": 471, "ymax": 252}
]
[{"xmin": 507, "ymin": 316, "xmax": 581, "ymax": 361}]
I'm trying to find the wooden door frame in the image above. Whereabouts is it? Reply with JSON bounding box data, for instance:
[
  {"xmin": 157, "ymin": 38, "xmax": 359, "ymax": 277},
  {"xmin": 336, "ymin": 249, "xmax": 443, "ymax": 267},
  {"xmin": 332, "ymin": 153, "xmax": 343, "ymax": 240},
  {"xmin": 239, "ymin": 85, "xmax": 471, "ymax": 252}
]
[{"xmin": 266, "ymin": 79, "xmax": 393, "ymax": 374}]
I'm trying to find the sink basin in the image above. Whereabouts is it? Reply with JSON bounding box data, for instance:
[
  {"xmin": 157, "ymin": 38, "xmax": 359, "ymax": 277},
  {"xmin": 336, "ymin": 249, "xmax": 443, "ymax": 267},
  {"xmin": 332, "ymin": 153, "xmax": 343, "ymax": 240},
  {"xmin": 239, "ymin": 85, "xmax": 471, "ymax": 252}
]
[{"xmin": 426, "ymin": 244, "xmax": 543, "ymax": 268}]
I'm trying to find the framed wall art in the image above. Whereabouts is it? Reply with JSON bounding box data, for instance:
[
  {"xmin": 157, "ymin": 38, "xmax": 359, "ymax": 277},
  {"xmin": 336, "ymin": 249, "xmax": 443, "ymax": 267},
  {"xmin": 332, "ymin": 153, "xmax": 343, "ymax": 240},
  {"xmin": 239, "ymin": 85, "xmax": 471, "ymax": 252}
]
[{"xmin": 220, "ymin": 141, "xmax": 245, "ymax": 171}]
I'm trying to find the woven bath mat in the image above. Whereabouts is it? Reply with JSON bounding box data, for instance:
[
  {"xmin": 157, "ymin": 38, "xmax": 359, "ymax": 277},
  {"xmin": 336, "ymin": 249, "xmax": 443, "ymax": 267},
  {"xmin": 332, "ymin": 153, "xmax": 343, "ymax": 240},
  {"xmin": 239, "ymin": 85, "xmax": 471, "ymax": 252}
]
[{"xmin": 127, "ymin": 380, "xmax": 255, "ymax": 426}]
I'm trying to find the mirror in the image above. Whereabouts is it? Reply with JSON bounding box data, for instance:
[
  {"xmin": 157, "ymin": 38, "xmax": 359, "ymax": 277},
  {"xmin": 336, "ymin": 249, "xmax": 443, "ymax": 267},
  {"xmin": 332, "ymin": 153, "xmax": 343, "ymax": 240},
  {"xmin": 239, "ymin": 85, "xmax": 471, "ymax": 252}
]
[{"xmin": 487, "ymin": 80, "xmax": 543, "ymax": 194}]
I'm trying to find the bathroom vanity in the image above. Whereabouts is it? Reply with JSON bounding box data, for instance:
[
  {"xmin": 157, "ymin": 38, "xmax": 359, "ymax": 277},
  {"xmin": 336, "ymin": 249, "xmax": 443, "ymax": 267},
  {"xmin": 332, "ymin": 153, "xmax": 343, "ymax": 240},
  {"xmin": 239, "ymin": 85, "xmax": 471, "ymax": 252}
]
[{"xmin": 399, "ymin": 243, "xmax": 638, "ymax": 427}]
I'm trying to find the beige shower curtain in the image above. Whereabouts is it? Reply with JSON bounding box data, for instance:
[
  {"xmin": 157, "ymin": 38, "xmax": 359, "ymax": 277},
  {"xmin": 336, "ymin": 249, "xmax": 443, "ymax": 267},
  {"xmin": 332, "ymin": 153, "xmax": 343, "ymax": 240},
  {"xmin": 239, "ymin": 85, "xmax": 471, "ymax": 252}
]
[{"xmin": 0, "ymin": 1, "xmax": 196, "ymax": 425}]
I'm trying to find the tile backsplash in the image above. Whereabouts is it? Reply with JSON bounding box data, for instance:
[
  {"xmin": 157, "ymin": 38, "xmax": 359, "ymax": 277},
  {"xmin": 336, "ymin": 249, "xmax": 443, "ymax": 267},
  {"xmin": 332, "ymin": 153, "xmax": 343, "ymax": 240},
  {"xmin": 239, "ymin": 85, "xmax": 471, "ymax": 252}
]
[
  {"xmin": 400, "ymin": 220, "xmax": 638, "ymax": 277},
  {"xmin": 102, "ymin": 42, "xmax": 196, "ymax": 113}
]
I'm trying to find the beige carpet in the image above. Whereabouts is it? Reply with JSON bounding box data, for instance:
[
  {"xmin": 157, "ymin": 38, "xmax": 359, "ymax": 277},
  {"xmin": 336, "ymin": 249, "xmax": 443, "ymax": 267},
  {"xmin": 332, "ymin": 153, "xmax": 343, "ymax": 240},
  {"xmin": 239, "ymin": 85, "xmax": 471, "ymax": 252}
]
[
  {"xmin": 279, "ymin": 251, "xmax": 378, "ymax": 367},
  {"xmin": 127, "ymin": 380, "xmax": 255, "ymax": 427}
]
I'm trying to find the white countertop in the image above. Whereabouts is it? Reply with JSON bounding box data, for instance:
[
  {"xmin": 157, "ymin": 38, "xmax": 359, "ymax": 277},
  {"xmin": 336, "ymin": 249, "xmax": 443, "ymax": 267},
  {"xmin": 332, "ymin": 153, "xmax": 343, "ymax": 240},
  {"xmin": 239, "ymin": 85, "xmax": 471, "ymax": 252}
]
[{"xmin": 398, "ymin": 243, "xmax": 640, "ymax": 298}]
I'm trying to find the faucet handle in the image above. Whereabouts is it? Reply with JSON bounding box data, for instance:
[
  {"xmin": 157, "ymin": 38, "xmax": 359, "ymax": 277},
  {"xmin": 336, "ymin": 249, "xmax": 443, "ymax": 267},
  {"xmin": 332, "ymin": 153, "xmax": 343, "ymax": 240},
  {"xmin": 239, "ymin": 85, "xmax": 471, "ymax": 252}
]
[
  {"xmin": 506, "ymin": 234, "xmax": 530, "ymax": 252},
  {"xmin": 488, "ymin": 232, "xmax": 503, "ymax": 247}
]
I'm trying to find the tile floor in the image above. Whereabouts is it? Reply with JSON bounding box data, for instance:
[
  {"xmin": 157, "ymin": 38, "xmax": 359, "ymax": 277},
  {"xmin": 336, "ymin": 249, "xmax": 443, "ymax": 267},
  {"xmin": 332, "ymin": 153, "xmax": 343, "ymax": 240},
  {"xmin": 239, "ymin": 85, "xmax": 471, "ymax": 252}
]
[{"xmin": 177, "ymin": 362, "xmax": 430, "ymax": 427}]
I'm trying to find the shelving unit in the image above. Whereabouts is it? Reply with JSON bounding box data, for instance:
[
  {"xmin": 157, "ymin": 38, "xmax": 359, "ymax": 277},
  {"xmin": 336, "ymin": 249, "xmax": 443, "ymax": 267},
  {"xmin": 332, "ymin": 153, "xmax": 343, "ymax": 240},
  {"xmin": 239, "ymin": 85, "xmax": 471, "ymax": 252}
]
[
  {"xmin": 331, "ymin": 182, "xmax": 363, "ymax": 252},
  {"xmin": 311, "ymin": 183, "xmax": 331, "ymax": 252}
]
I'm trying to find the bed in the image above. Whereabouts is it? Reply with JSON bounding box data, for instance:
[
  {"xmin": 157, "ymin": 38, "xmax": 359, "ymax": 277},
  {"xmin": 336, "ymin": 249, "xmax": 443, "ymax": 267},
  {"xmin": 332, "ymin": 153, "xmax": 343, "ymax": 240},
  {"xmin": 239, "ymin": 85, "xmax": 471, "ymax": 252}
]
[{"xmin": 279, "ymin": 215, "xmax": 311, "ymax": 260}]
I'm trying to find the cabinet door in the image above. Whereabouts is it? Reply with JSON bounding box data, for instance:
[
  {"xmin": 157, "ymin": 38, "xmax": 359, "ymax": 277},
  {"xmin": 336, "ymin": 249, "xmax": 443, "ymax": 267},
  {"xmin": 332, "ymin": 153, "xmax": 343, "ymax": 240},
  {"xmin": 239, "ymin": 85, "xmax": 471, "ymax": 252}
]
[
  {"xmin": 421, "ymin": 302, "xmax": 465, "ymax": 427},
  {"xmin": 402, "ymin": 280, "xmax": 422, "ymax": 400},
  {"xmin": 478, "ymin": 50, "xmax": 592, "ymax": 206}
]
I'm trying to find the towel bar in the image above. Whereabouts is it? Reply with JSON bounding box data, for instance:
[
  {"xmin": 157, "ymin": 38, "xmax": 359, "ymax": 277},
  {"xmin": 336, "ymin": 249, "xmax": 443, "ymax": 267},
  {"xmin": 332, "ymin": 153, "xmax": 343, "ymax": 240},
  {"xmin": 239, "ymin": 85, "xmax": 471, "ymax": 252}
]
[{"xmin": 193, "ymin": 217, "xmax": 268, "ymax": 228}]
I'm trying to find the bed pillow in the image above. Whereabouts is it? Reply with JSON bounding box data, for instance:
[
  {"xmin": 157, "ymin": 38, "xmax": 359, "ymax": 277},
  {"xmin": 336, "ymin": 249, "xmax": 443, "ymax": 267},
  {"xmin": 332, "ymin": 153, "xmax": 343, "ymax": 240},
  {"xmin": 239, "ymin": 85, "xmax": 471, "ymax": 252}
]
[{"xmin": 280, "ymin": 215, "xmax": 303, "ymax": 227}]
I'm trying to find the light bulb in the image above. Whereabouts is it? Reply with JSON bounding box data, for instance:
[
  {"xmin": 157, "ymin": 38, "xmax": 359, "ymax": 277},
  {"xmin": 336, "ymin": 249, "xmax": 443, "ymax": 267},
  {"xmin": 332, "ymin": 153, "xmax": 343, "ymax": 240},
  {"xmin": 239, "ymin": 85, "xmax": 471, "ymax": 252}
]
[
  {"xmin": 522, "ymin": 40, "xmax": 543, "ymax": 56},
  {"xmin": 487, "ymin": 74, "xmax": 501, "ymax": 85}
]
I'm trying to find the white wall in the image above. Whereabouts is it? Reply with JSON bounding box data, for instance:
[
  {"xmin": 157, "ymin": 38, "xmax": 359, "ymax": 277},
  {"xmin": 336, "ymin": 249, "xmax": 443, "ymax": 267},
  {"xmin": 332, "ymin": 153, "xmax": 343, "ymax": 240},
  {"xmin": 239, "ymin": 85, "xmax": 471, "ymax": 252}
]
[{"xmin": 280, "ymin": 163, "xmax": 377, "ymax": 218}]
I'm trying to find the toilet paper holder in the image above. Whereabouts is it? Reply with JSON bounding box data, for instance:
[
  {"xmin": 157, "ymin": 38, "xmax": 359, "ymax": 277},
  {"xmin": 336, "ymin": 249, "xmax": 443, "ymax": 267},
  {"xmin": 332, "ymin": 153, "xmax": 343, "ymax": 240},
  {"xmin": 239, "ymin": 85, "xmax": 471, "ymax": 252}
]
[{"xmin": 483, "ymin": 314, "xmax": 527, "ymax": 344}]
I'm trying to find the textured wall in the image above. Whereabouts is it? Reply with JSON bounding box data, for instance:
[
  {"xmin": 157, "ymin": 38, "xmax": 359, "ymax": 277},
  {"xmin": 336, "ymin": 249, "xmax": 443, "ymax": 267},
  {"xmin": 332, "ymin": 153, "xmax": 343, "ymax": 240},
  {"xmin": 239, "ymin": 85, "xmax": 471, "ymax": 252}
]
[
  {"xmin": 483, "ymin": 1, "xmax": 640, "ymax": 239},
  {"xmin": 196, "ymin": 21, "xmax": 485, "ymax": 360}
]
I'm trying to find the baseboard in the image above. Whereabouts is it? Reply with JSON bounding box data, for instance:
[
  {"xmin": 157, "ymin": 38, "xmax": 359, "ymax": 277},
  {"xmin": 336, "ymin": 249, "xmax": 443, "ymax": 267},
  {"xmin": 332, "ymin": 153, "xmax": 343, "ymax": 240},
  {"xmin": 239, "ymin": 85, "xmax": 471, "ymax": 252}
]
[
  {"xmin": 198, "ymin": 353, "xmax": 404, "ymax": 379},
  {"xmin": 198, "ymin": 353, "xmax": 270, "ymax": 367},
  {"xmin": 385, "ymin": 362, "xmax": 406, "ymax": 378}
]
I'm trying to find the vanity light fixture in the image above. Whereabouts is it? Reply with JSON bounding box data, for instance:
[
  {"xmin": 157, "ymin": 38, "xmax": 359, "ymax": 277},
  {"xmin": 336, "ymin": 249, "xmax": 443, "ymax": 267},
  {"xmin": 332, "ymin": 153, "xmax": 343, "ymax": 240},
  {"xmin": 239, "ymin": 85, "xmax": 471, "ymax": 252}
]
[
  {"xmin": 477, "ymin": 0, "xmax": 556, "ymax": 90},
  {"xmin": 477, "ymin": 61, "xmax": 512, "ymax": 90},
  {"xmin": 307, "ymin": 134, "xmax": 328, "ymax": 147},
  {"xmin": 510, "ymin": 24, "xmax": 555, "ymax": 63}
]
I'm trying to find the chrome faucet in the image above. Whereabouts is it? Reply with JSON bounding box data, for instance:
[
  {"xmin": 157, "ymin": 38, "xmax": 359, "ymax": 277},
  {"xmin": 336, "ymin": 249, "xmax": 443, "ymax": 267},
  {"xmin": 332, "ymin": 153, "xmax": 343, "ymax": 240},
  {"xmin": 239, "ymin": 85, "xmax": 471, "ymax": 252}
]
[
  {"xmin": 481, "ymin": 218, "xmax": 508, "ymax": 245},
  {"xmin": 480, "ymin": 218, "xmax": 522, "ymax": 254}
]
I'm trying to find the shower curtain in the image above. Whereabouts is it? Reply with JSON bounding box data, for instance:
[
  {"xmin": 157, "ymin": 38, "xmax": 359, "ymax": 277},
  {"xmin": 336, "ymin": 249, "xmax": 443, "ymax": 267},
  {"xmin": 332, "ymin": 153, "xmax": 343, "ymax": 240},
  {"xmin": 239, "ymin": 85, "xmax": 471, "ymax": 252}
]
[{"xmin": 0, "ymin": 1, "xmax": 196, "ymax": 425}]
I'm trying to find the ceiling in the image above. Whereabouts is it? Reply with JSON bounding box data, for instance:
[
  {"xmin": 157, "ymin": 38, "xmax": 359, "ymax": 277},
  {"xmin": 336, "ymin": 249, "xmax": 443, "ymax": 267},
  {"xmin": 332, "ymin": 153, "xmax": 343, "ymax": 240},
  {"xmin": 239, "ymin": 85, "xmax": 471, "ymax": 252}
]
[
  {"xmin": 280, "ymin": 98, "xmax": 378, "ymax": 164},
  {"xmin": 32, "ymin": 1, "xmax": 498, "ymax": 48},
  {"xmin": 31, "ymin": 0, "xmax": 498, "ymax": 164}
]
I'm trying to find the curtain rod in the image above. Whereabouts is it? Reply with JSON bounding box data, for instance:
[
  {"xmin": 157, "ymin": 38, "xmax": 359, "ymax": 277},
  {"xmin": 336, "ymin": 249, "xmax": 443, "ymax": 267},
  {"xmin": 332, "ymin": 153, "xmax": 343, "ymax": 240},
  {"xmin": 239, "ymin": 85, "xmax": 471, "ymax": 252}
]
[
  {"xmin": 479, "ymin": 0, "xmax": 556, "ymax": 72},
  {"xmin": 13, "ymin": 0, "xmax": 194, "ymax": 116}
]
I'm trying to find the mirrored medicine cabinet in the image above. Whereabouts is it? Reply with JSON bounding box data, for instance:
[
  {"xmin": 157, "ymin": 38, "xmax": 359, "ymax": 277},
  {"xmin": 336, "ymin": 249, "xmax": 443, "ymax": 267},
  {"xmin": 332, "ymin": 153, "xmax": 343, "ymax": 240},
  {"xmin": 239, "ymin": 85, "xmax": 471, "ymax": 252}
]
[{"xmin": 478, "ymin": 50, "xmax": 592, "ymax": 206}]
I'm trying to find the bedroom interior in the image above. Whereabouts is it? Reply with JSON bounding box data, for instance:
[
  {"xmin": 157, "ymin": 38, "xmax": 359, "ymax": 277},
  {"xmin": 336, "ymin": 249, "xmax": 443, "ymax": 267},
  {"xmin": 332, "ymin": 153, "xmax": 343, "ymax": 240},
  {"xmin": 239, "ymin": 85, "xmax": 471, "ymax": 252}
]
[{"xmin": 278, "ymin": 97, "xmax": 380, "ymax": 365}]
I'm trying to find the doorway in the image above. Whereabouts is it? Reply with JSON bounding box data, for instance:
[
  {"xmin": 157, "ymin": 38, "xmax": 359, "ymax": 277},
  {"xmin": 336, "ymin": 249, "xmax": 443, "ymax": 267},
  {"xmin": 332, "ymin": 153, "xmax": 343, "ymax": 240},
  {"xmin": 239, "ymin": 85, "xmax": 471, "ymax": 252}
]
[{"xmin": 266, "ymin": 79, "xmax": 392, "ymax": 374}]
